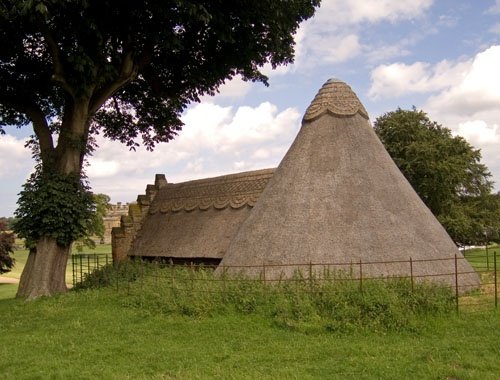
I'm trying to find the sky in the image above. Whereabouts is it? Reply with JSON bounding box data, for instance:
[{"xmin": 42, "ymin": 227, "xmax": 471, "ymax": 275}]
[{"xmin": 1, "ymin": 0, "xmax": 500, "ymax": 216}]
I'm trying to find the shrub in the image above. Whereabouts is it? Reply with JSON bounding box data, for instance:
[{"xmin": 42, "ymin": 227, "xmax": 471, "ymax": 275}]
[{"xmin": 75, "ymin": 262, "xmax": 455, "ymax": 332}]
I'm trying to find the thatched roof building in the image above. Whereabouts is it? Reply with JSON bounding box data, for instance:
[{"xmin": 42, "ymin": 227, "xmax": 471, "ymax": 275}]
[
  {"xmin": 113, "ymin": 169, "xmax": 274, "ymax": 264},
  {"xmin": 112, "ymin": 79, "xmax": 479, "ymax": 291}
]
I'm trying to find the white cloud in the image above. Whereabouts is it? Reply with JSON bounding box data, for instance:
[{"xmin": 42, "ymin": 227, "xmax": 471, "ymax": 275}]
[
  {"xmin": 312, "ymin": 0, "xmax": 433, "ymax": 26},
  {"xmin": 426, "ymin": 46, "xmax": 500, "ymax": 115},
  {"xmin": 290, "ymin": 0, "xmax": 434, "ymax": 70},
  {"xmin": 87, "ymin": 101, "xmax": 301, "ymax": 201},
  {"xmin": 368, "ymin": 59, "xmax": 471, "ymax": 98},
  {"xmin": 368, "ymin": 45, "xmax": 500, "ymax": 114},
  {"xmin": 365, "ymin": 42, "xmax": 412, "ymax": 63},
  {"xmin": 487, "ymin": 0, "xmax": 500, "ymax": 14},
  {"xmin": 0, "ymin": 135, "xmax": 32, "ymax": 178},
  {"xmin": 456, "ymin": 120, "xmax": 500, "ymax": 145},
  {"xmin": 86, "ymin": 158, "xmax": 120, "ymax": 178},
  {"xmin": 201, "ymin": 75, "xmax": 253, "ymax": 102}
]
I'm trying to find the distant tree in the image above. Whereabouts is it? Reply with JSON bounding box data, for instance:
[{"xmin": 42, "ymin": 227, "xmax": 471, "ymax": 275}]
[
  {"xmin": 0, "ymin": 217, "xmax": 17, "ymax": 231},
  {"xmin": 0, "ymin": 220, "xmax": 15, "ymax": 274},
  {"xmin": 0, "ymin": 0, "xmax": 320, "ymax": 298},
  {"xmin": 374, "ymin": 108, "xmax": 499, "ymax": 246},
  {"xmin": 74, "ymin": 193, "xmax": 111, "ymax": 251}
]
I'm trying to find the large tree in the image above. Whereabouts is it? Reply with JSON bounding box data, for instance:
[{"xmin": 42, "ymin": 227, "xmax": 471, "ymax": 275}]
[
  {"xmin": 374, "ymin": 108, "xmax": 500, "ymax": 246},
  {"xmin": 0, "ymin": 0, "xmax": 320, "ymax": 299}
]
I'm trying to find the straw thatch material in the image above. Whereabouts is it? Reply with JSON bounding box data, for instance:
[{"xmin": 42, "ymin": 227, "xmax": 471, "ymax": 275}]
[
  {"xmin": 218, "ymin": 79, "xmax": 480, "ymax": 290},
  {"xmin": 130, "ymin": 169, "xmax": 274, "ymax": 261}
]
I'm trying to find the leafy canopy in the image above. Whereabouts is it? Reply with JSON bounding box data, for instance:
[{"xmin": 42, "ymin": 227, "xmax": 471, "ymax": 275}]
[
  {"xmin": 374, "ymin": 108, "xmax": 499, "ymax": 245},
  {"xmin": 0, "ymin": 0, "xmax": 320, "ymax": 150},
  {"xmin": 14, "ymin": 169, "xmax": 96, "ymax": 247}
]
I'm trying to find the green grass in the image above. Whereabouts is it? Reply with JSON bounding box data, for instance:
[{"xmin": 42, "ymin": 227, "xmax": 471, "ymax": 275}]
[
  {"xmin": 0, "ymin": 244, "xmax": 111, "ymax": 300},
  {"xmin": 463, "ymin": 245, "xmax": 500, "ymax": 272},
  {"xmin": 1, "ymin": 286, "xmax": 500, "ymax": 379},
  {"xmin": 0, "ymin": 283, "xmax": 17, "ymax": 299}
]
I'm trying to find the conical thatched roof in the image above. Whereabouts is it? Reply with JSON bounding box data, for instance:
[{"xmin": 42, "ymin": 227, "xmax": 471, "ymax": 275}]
[
  {"xmin": 218, "ymin": 79, "xmax": 479, "ymax": 290},
  {"xmin": 130, "ymin": 169, "xmax": 274, "ymax": 262}
]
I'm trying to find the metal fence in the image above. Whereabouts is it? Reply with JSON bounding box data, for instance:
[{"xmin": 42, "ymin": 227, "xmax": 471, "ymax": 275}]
[
  {"xmin": 71, "ymin": 253, "xmax": 110, "ymax": 286},
  {"xmin": 70, "ymin": 250, "xmax": 499, "ymax": 312}
]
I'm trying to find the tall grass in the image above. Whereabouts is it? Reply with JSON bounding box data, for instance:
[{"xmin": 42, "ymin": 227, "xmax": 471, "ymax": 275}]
[{"xmin": 76, "ymin": 261, "xmax": 455, "ymax": 333}]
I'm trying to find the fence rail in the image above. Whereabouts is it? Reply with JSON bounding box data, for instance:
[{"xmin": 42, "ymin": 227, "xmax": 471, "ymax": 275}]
[{"xmin": 71, "ymin": 249, "xmax": 499, "ymax": 312}]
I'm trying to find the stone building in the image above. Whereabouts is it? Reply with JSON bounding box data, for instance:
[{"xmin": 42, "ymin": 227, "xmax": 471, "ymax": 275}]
[{"xmin": 99, "ymin": 203, "xmax": 129, "ymax": 244}]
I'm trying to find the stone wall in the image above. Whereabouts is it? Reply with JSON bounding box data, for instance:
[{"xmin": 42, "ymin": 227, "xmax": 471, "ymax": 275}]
[{"xmin": 111, "ymin": 174, "xmax": 167, "ymax": 262}]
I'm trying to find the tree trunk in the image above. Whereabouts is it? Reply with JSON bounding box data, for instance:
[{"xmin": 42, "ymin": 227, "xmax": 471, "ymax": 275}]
[
  {"xmin": 16, "ymin": 236, "xmax": 70, "ymax": 299},
  {"xmin": 15, "ymin": 97, "xmax": 91, "ymax": 299}
]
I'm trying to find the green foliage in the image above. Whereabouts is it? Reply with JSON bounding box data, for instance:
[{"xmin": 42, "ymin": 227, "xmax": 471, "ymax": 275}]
[
  {"xmin": 13, "ymin": 170, "xmax": 96, "ymax": 247},
  {"xmin": 374, "ymin": 108, "xmax": 499, "ymax": 245},
  {"xmin": 0, "ymin": 217, "xmax": 18, "ymax": 231},
  {"xmin": 0, "ymin": 220, "xmax": 15, "ymax": 274},
  {"xmin": 76, "ymin": 263, "xmax": 455, "ymax": 333},
  {"xmin": 0, "ymin": 0, "xmax": 320, "ymax": 149},
  {"xmin": 73, "ymin": 193, "xmax": 110, "ymax": 251}
]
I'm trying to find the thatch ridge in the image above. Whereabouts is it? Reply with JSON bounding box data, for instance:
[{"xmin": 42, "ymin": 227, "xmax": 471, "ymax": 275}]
[{"xmin": 149, "ymin": 168, "xmax": 274, "ymax": 213}]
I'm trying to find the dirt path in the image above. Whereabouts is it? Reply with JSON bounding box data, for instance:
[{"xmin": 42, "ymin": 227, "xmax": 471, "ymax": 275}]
[{"xmin": 0, "ymin": 276, "xmax": 19, "ymax": 284}]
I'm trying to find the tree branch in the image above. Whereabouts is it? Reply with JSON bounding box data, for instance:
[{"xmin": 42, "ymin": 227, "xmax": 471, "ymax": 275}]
[
  {"xmin": 0, "ymin": 94, "xmax": 54, "ymax": 157},
  {"xmin": 88, "ymin": 51, "xmax": 138, "ymax": 114},
  {"xmin": 25, "ymin": 105, "xmax": 55, "ymax": 156},
  {"xmin": 38, "ymin": 21, "xmax": 75, "ymax": 98}
]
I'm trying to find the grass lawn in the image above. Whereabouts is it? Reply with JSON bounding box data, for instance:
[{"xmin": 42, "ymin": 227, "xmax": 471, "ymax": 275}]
[
  {"xmin": 0, "ymin": 244, "xmax": 111, "ymax": 300},
  {"xmin": 463, "ymin": 245, "xmax": 500, "ymax": 272},
  {"xmin": 1, "ymin": 288, "xmax": 500, "ymax": 379},
  {"xmin": 0, "ymin": 283, "xmax": 18, "ymax": 299}
]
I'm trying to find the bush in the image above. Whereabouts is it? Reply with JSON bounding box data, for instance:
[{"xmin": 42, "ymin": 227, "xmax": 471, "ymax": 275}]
[
  {"xmin": 0, "ymin": 220, "xmax": 15, "ymax": 274},
  {"xmin": 75, "ymin": 262, "xmax": 455, "ymax": 332}
]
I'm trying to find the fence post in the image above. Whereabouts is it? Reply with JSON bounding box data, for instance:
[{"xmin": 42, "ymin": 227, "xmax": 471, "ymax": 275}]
[
  {"xmin": 494, "ymin": 251, "xmax": 497, "ymax": 309},
  {"xmin": 486, "ymin": 244, "xmax": 490, "ymax": 271},
  {"xmin": 71, "ymin": 255, "xmax": 75, "ymax": 286},
  {"xmin": 222, "ymin": 265, "xmax": 226, "ymax": 297},
  {"xmin": 359, "ymin": 259, "xmax": 363, "ymax": 293},
  {"xmin": 309, "ymin": 261, "xmax": 313, "ymax": 293},
  {"xmin": 454, "ymin": 254, "xmax": 459, "ymax": 314},
  {"xmin": 410, "ymin": 257, "xmax": 414, "ymax": 292},
  {"xmin": 79, "ymin": 255, "xmax": 83, "ymax": 284}
]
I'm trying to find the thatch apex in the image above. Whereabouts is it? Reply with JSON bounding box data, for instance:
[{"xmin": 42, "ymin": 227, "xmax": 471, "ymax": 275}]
[{"xmin": 303, "ymin": 79, "xmax": 369, "ymax": 122}]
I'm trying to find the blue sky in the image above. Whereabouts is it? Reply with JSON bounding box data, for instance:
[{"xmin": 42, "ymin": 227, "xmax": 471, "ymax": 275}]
[{"xmin": 1, "ymin": 0, "xmax": 500, "ymax": 216}]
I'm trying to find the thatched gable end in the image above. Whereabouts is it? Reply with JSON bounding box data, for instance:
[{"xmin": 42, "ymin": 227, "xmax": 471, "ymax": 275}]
[{"xmin": 129, "ymin": 169, "xmax": 274, "ymax": 261}]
